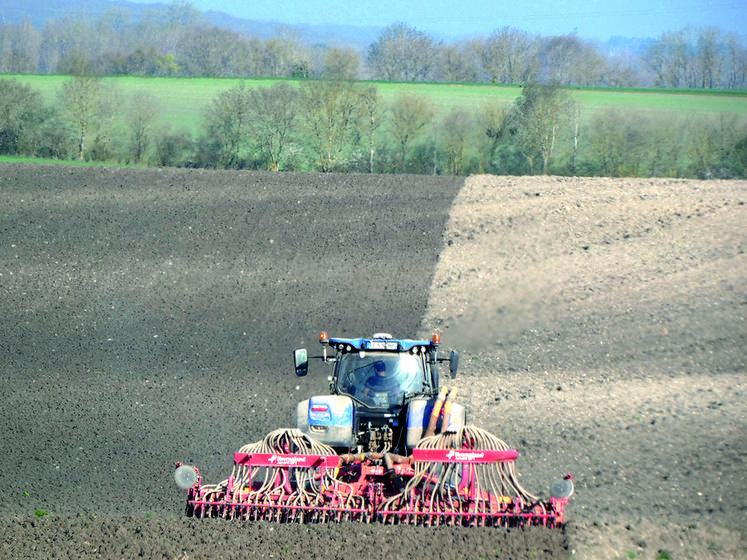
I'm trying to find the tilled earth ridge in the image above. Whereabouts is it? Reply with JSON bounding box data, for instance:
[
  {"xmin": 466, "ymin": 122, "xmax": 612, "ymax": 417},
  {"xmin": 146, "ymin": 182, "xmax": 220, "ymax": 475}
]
[
  {"xmin": 0, "ymin": 164, "xmax": 567, "ymax": 559},
  {"xmin": 421, "ymin": 175, "xmax": 746, "ymax": 559}
]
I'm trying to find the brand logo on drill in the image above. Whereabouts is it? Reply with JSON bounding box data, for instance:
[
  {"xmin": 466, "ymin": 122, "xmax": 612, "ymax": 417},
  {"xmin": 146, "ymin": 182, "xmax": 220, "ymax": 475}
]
[
  {"xmin": 268, "ymin": 454, "xmax": 309, "ymax": 467},
  {"xmin": 445, "ymin": 450, "xmax": 485, "ymax": 462}
]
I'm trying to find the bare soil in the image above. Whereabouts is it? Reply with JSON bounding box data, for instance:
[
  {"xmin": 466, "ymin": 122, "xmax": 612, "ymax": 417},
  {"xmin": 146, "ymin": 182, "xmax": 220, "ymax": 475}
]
[
  {"xmin": 421, "ymin": 175, "xmax": 746, "ymax": 559},
  {"xmin": 1, "ymin": 164, "xmax": 744, "ymax": 559}
]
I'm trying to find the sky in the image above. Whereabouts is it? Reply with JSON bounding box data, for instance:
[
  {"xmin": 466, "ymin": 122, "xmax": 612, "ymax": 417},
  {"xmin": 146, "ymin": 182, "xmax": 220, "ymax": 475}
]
[{"xmin": 130, "ymin": 0, "xmax": 747, "ymax": 41}]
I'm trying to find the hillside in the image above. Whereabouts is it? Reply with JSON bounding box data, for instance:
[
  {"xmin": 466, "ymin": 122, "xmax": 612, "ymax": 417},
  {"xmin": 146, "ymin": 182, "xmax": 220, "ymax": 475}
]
[
  {"xmin": 3, "ymin": 0, "xmax": 381, "ymax": 48},
  {"xmin": 6, "ymin": 0, "xmax": 648, "ymax": 52}
]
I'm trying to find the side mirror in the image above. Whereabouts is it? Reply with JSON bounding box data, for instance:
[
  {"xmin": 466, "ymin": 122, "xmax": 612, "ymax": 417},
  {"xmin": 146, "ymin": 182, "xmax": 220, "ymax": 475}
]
[
  {"xmin": 294, "ymin": 348, "xmax": 308, "ymax": 377},
  {"xmin": 449, "ymin": 350, "xmax": 459, "ymax": 378}
]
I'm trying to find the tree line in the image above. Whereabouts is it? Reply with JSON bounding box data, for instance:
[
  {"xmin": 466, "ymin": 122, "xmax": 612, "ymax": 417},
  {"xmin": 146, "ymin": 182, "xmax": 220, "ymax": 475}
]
[
  {"xmin": 1, "ymin": 76, "xmax": 745, "ymax": 179},
  {"xmin": 0, "ymin": 2, "xmax": 746, "ymax": 88}
]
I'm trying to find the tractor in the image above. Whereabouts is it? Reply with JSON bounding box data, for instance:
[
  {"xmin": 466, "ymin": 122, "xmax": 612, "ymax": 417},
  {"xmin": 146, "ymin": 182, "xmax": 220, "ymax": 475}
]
[{"xmin": 175, "ymin": 332, "xmax": 573, "ymax": 526}]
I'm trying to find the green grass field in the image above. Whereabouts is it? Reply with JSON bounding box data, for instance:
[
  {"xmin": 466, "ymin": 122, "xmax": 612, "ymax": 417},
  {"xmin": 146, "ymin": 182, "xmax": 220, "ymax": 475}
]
[{"xmin": 6, "ymin": 74, "xmax": 747, "ymax": 137}]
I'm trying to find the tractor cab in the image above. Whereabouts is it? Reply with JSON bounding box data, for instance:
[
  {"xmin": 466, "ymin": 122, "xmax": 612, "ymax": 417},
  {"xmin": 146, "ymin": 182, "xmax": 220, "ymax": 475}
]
[
  {"xmin": 336, "ymin": 350, "xmax": 425, "ymax": 409},
  {"xmin": 293, "ymin": 332, "xmax": 462, "ymax": 454}
]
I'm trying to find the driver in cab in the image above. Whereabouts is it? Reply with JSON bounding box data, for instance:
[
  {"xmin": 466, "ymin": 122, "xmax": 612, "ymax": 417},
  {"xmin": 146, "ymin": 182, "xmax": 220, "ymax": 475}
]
[{"xmin": 361, "ymin": 361, "xmax": 402, "ymax": 407}]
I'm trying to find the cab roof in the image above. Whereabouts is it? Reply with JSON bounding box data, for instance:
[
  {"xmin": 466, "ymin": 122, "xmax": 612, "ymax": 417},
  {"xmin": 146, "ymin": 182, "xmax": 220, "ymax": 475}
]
[{"xmin": 323, "ymin": 332, "xmax": 439, "ymax": 353}]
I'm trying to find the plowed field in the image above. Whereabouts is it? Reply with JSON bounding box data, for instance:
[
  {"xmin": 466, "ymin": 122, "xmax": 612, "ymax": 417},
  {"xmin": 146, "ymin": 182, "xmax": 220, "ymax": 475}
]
[{"xmin": 1, "ymin": 164, "xmax": 744, "ymax": 559}]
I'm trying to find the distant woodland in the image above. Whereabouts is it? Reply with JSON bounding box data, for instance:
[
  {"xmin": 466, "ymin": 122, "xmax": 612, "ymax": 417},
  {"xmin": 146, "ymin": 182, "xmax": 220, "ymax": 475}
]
[
  {"xmin": 1, "ymin": 2, "xmax": 745, "ymax": 88},
  {"xmin": 0, "ymin": 2, "xmax": 746, "ymax": 177}
]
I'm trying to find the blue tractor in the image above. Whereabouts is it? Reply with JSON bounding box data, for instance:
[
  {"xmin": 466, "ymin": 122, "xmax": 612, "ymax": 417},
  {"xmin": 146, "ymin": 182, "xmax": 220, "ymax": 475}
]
[
  {"xmin": 293, "ymin": 332, "xmax": 464, "ymax": 454},
  {"xmin": 175, "ymin": 331, "xmax": 573, "ymax": 526}
]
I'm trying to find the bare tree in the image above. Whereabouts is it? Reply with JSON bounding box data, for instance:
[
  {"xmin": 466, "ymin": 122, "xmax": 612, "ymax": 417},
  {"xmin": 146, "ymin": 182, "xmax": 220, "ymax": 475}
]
[
  {"xmin": 479, "ymin": 99, "xmax": 509, "ymax": 166},
  {"xmin": 299, "ymin": 79, "xmax": 362, "ymax": 172},
  {"xmin": 479, "ymin": 27, "xmax": 539, "ymax": 84},
  {"xmin": 58, "ymin": 74, "xmax": 105, "ymax": 161},
  {"xmin": 164, "ymin": 0, "xmax": 206, "ymax": 27},
  {"xmin": 247, "ymin": 82, "xmax": 299, "ymax": 170},
  {"xmin": 539, "ymin": 35, "xmax": 606, "ymax": 86},
  {"xmin": 127, "ymin": 90, "xmax": 159, "ymax": 163},
  {"xmin": 238, "ymin": 35, "xmax": 267, "ymax": 77},
  {"xmin": 367, "ymin": 22, "xmax": 436, "ymax": 81},
  {"xmin": 584, "ymin": 108, "xmax": 648, "ymax": 177},
  {"xmin": 642, "ymin": 27, "xmax": 747, "ymax": 89},
  {"xmin": 685, "ymin": 113, "xmax": 744, "ymax": 178},
  {"xmin": 322, "ymin": 47, "xmax": 360, "ymax": 80},
  {"xmin": 388, "ymin": 93, "xmax": 434, "ymax": 172},
  {"xmin": 605, "ymin": 56, "xmax": 639, "ymax": 88},
  {"xmin": 87, "ymin": 81, "xmax": 123, "ymax": 161},
  {"xmin": 644, "ymin": 30, "xmax": 693, "ymax": 88},
  {"xmin": 0, "ymin": 20, "xmax": 42, "ymax": 73},
  {"xmin": 179, "ymin": 26, "xmax": 249, "ymax": 76},
  {"xmin": 576, "ymin": 43, "xmax": 609, "ymax": 86},
  {"xmin": 101, "ymin": 6, "xmax": 132, "ymax": 32},
  {"xmin": 434, "ymin": 42, "xmax": 480, "ymax": 82},
  {"xmin": 203, "ymin": 82, "xmax": 252, "ymax": 167},
  {"xmin": 440, "ymin": 108, "xmax": 474, "ymax": 175},
  {"xmin": 697, "ymin": 28, "xmax": 721, "ymax": 88},
  {"xmin": 359, "ymin": 85, "xmax": 384, "ymax": 173},
  {"xmin": 506, "ymin": 84, "xmax": 575, "ymax": 174},
  {"xmin": 724, "ymin": 34, "xmax": 747, "ymax": 88},
  {"xmin": 262, "ymin": 27, "xmax": 311, "ymax": 78}
]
